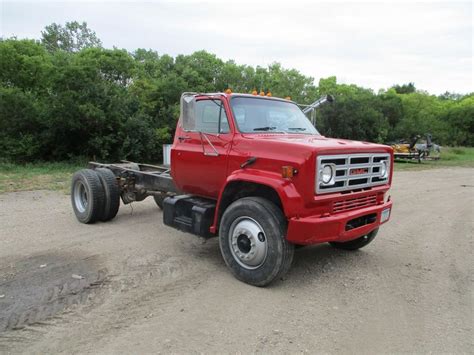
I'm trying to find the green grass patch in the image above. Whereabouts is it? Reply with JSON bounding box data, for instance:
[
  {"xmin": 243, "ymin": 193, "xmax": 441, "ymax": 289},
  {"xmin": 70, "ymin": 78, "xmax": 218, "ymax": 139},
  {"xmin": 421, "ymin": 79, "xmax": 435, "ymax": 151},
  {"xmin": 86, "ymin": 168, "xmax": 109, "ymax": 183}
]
[
  {"xmin": 394, "ymin": 147, "xmax": 474, "ymax": 171},
  {"xmin": 0, "ymin": 161, "xmax": 86, "ymax": 194}
]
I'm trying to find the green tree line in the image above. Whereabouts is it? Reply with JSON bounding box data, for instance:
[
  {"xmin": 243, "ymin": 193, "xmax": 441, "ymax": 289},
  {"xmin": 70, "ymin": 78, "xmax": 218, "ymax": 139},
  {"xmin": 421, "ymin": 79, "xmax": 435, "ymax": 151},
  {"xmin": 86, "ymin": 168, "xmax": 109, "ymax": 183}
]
[{"xmin": 1, "ymin": 22, "xmax": 472, "ymax": 163}]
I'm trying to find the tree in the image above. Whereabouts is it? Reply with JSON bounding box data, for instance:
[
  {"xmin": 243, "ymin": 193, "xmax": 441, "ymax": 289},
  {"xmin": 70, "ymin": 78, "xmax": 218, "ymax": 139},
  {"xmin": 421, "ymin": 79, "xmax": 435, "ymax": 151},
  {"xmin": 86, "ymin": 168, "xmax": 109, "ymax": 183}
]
[
  {"xmin": 395, "ymin": 93, "xmax": 450, "ymax": 144},
  {"xmin": 45, "ymin": 47, "xmax": 136, "ymax": 160},
  {"xmin": 41, "ymin": 21, "xmax": 102, "ymax": 52},
  {"xmin": 376, "ymin": 89, "xmax": 403, "ymax": 141},
  {"xmin": 0, "ymin": 39, "xmax": 52, "ymax": 90},
  {"xmin": 442, "ymin": 96, "xmax": 474, "ymax": 146},
  {"xmin": 438, "ymin": 91, "xmax": 463, "ymax": 101},
  {"xmin": 1, "ymin": 34, "xmax": 473, "ymax": 163},
  {"xmin": 392, "ymin": 82, "xmax": 416, "ymax": 94},
  {"xmin": 316, "ymin": 77, "xmax": 389, "ymax": 143}
]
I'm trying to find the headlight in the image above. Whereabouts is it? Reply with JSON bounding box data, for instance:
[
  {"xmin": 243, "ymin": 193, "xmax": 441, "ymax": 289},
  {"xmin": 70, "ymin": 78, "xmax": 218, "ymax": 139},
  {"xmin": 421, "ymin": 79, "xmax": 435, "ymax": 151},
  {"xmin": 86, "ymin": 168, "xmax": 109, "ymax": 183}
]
[
  {"xmin": 380, "ymin": 160, "xmax": 388, "ymax": 178},
  {"xmin": 320, "ymin": 164, "xmax": 335, "ymax": 185}
]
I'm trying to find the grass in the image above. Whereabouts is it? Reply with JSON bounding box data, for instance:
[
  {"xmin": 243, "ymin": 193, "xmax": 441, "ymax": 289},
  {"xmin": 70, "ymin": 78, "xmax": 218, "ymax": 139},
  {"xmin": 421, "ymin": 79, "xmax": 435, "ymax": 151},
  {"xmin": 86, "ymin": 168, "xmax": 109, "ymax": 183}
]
[
  {"xmin": 0, "ymin": 147, "xmax": 473, "ymax": 193},
  {"xmin": 394, "ymin": 146, "xmax": 474, "ymax": 171},
  {"xmin": 0, "ymin": 161, "xmax": 85, "ymax": 194}
]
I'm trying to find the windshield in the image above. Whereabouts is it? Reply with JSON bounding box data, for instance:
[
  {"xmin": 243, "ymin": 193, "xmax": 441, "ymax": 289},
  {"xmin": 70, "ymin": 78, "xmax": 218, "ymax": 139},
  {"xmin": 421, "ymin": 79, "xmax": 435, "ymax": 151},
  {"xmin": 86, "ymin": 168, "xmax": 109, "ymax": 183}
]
[{"xmin": 230, "ymin": 97, "xmax": 319, "ymax": 134}]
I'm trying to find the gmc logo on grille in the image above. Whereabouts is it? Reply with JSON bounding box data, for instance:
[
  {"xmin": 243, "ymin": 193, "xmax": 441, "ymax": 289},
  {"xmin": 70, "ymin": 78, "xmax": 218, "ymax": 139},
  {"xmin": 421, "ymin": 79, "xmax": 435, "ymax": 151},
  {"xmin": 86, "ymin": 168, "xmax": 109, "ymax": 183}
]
[{"xmin": 350, "ymin": 168, "xmax": 368, "ymax": 176}]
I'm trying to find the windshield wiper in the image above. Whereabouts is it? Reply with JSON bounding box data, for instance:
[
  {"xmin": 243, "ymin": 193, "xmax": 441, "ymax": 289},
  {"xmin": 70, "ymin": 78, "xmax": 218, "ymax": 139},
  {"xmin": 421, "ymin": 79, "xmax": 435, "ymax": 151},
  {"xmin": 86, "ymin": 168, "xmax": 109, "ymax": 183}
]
[
  {"xmin": 288, "ymin": 127, "xmax": 307, "ymax": 131},
  {"xmin": 253, "ymin": 126, "xmax": 277, "ymax": 131}
]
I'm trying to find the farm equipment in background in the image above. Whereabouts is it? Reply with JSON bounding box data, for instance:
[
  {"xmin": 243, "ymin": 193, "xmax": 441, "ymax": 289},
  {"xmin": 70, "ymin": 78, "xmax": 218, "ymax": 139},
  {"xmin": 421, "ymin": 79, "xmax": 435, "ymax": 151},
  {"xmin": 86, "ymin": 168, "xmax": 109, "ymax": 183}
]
[{"xmin": 391, "ymin": 134, "xmax": 441, "ymax": 163}]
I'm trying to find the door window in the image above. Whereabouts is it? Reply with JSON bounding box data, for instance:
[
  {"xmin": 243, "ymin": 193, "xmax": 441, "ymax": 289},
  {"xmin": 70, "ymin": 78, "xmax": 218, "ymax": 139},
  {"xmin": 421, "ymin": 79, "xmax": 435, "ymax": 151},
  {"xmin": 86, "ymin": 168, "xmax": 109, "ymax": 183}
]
[{"xmin": 183, "ymin": 99, "xmax": 230, "ymax": 134}]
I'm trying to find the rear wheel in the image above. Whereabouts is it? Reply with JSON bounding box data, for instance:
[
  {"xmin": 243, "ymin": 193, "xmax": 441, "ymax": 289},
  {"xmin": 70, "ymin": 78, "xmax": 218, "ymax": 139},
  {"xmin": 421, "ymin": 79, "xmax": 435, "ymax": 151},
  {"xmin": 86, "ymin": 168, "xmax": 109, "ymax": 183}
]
[
  {"xmin": 329, "ymin": 228, "xmax": 379, "ymax": 250},
  {"xmin": 95, "ymin": 168, "xmax": 120, "ymax": 222},
  {"xmin": 219, "ymin": 197, "xmax": 294, "ymax": 287},
  {"xmin": 71, "ymin": 169, "xmax": 105, "ymax": 224}
]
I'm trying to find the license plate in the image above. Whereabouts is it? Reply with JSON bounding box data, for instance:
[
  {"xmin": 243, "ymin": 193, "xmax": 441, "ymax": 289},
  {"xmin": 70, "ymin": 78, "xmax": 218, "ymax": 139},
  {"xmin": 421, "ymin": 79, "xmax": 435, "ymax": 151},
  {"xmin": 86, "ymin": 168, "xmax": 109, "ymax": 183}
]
[{"xmin": 381, "ymin": 208, "xmax": 391, "ymax": 223}]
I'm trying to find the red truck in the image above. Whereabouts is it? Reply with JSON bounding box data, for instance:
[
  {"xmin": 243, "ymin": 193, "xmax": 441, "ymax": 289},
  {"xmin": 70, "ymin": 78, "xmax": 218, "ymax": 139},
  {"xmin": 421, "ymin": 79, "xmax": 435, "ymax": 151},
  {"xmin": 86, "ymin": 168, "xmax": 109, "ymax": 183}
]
[{"xmin": 71, "ymin": 91, "xmax": 393, "ymax": 286}]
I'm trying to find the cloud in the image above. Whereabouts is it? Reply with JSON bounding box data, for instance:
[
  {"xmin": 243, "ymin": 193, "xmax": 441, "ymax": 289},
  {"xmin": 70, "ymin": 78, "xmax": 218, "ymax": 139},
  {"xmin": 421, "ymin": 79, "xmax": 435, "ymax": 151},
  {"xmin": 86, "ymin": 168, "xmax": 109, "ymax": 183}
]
[{"xmin": 1, "ymin": 0, "xmax": 472, "ymax": 94}]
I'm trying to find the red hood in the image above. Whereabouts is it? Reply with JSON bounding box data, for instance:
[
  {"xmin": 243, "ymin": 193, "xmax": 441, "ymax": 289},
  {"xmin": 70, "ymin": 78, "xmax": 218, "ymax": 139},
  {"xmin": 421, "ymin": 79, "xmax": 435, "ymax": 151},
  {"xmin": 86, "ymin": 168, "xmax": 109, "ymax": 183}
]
[{"xmin": 240, "ymin": 133, "xmax": 392, "ymax": 154}]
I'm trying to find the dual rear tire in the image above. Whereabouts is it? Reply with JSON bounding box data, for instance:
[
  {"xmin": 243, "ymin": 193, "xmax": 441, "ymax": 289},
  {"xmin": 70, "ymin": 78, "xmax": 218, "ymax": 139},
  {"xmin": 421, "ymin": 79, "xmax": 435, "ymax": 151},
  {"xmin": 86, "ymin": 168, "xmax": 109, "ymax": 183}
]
[{"xmin": 71, "ymin": 169, "xmax": 120, "ymax": 224}]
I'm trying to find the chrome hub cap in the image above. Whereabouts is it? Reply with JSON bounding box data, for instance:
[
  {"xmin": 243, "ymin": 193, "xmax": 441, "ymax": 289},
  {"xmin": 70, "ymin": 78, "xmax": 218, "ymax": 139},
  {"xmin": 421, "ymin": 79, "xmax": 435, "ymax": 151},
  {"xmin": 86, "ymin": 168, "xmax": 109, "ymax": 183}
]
[
  {"xmin": 73, "ymin": 181, "xmax": 88, "ymax": 213},
  {"xmin": 229, "ymin": 217, "xmax": 267, "ymax": 269}
]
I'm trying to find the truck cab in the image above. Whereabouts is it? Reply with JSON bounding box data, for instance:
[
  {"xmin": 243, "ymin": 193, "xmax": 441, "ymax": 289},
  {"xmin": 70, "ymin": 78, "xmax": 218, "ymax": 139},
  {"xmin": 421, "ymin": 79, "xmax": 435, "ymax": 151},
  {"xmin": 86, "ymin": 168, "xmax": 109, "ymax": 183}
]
[{"xmin": 166, "ymin": 92, "xmax": 393, "ymax": 285}]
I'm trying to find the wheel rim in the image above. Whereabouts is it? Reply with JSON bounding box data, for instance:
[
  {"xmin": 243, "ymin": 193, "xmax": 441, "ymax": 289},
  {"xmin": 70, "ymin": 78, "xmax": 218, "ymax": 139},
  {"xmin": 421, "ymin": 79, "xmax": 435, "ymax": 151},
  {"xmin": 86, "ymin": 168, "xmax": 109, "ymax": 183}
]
[
  {"xmin": 73, "ymin": 181, "xmax": 88, "ymax": 213},
  {"xmin": 228, "ymin": 216, "xmax": 268, "ymax": 270}
]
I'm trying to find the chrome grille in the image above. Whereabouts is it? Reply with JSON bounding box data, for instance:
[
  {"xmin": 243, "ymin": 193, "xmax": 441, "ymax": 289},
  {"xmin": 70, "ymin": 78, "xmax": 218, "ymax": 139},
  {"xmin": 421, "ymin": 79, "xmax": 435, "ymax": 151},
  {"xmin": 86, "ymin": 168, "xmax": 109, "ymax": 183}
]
[
  {"xmin": 333, "ymin": 194, "xmax": 377, "ymax": 213},
  {"xmin": 316, "ymin": 153, "xmax": 390, "ymax": 194}
]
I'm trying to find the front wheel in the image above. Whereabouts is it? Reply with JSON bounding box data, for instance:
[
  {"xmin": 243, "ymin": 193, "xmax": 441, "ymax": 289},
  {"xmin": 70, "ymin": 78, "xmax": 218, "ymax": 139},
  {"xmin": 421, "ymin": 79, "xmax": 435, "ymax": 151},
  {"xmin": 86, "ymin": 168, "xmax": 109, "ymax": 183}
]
[
  {"xmin": 329, "ymin": 228, "xmax": 379, "ymax": 250},
  {"xmin": 219, "ymin": 197, "xmax": 294, "ymax": 287}
]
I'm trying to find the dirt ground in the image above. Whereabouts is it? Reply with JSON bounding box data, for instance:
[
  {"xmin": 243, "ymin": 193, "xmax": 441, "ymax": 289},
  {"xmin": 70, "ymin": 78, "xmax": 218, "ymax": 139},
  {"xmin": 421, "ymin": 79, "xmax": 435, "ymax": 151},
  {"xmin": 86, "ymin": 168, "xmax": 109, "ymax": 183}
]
[{"xmin": 0, "ymin": 168, "xmax": 472, "ymax": 354}]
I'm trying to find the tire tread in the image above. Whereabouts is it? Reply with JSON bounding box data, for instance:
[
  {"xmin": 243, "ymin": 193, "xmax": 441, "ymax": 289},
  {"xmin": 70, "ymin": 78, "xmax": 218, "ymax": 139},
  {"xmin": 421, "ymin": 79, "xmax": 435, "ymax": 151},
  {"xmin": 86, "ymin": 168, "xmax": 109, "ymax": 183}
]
[
  {"xmin": 95, "ymin": 168, "xmax": 120, "ymax": 222},
  {"xmin": 219, "ymin": 196, "xmax": 294, "ymax": 286},
  {"xmin": 71, "ymin": 169, "xmax": 105, "ymax": 224}
]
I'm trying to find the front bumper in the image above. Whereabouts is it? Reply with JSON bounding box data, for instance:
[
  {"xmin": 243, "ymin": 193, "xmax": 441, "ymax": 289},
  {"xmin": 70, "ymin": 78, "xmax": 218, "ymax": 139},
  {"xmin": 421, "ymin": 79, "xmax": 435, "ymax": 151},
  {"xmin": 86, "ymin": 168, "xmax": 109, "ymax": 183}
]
[{"xmin": 286, "ymin": 200, "xmax": 393, "ymax": 245}]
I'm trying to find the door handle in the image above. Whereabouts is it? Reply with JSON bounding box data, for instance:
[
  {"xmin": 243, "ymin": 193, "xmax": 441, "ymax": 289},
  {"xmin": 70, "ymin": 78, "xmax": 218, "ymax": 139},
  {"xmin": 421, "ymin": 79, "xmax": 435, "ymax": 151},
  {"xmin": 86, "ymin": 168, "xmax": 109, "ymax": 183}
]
[{"xmin": 178, "ymin": 136, "xmax": 191, "ymax": 142}]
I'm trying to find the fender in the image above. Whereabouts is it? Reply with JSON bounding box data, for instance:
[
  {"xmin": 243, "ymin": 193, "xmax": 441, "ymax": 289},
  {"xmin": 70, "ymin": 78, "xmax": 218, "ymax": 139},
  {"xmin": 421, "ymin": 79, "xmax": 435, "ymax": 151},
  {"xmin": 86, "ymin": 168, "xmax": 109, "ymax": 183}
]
[{"xmin": 209, "ymin": 169, "xmax": 305, "ymax": 234}]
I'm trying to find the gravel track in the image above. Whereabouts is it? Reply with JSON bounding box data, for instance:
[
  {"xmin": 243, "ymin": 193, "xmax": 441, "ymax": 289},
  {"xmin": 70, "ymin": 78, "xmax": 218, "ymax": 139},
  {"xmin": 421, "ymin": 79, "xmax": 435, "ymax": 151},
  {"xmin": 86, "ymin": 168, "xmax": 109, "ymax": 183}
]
[{"xmin": 0, "ymin": 168, "xmax": 472, "ymax": 353}]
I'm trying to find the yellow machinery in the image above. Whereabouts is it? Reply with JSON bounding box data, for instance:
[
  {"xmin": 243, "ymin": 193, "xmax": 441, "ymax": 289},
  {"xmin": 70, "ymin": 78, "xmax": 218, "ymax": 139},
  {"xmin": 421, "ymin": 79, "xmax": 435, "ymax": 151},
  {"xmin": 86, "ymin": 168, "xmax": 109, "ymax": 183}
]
[{"xmin": 391, "ymin": 134, "xmax": 440, "ymax": 163}]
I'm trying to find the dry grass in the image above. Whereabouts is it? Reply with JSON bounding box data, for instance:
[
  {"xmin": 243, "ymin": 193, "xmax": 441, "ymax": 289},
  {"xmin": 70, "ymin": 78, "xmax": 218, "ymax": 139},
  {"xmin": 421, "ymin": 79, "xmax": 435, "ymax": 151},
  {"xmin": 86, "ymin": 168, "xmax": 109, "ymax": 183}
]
[{"xmin": 0, "ymin": 162, "xmax": 85, "ymax": 194}]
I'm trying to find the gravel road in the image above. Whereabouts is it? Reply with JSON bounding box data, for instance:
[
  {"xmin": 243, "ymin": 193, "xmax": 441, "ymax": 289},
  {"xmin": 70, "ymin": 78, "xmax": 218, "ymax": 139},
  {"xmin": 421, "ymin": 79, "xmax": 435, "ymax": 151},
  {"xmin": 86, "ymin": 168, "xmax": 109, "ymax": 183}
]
[{"xmin": 0, "ymin": 168, "xmax": 472, "ymax": 354}]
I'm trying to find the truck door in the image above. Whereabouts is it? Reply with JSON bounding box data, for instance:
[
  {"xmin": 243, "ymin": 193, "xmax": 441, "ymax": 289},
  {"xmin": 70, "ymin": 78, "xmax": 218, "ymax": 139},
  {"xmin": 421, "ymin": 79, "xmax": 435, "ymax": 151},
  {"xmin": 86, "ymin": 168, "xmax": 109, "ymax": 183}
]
[{"xmin": 171, "ymin": 97, "xmax": 232, "ymax": 198}]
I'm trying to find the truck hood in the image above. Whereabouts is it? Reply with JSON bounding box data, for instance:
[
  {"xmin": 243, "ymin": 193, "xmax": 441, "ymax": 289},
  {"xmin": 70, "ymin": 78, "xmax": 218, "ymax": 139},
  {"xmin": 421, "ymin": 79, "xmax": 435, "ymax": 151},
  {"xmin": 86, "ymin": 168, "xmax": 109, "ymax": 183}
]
[{"xmin": 241, "ymin": 133, "xmax": 391, "ymax": 154}]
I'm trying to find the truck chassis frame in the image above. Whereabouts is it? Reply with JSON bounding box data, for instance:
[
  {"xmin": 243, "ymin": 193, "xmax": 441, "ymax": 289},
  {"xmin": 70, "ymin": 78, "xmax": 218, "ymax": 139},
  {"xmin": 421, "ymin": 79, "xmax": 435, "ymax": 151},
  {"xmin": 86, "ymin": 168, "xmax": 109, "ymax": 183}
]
[{"xmin": 88, "ymin": 161, "xmax": 179, "ymax": 204}]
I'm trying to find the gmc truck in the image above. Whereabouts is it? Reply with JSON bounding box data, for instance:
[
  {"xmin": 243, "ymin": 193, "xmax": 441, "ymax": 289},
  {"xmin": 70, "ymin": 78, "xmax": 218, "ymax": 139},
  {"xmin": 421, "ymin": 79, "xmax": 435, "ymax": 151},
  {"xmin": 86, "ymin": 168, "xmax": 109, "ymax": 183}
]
[{"xmin": 71, "ymin": 91, "xmax": 393, "ymax": 286}]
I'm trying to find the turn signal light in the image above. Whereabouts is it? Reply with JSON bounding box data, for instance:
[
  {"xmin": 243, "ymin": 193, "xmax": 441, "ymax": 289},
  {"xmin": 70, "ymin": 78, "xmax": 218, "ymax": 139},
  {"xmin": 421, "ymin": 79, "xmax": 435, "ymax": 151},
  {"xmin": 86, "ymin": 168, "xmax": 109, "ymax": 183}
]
[{"xmin": 282, "ymin": 166, "xmax": 295, "ymax": 178}]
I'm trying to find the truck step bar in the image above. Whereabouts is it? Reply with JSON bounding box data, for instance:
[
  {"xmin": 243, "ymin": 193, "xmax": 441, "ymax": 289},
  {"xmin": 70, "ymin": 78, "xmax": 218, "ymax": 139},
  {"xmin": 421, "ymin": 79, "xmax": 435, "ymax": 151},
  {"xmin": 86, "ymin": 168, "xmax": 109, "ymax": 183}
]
[{"xmin": 163, "ymin": 195, "xmax": 216, "ymax": 238}]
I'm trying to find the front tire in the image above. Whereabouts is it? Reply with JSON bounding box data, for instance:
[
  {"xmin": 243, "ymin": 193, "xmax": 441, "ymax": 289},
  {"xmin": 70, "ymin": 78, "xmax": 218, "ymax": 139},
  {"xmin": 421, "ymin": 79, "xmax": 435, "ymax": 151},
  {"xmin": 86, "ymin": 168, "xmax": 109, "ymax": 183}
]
[
  {"xmin": 329, "ymin": 228, "xmax": 379, "ymax": 250},
  {"xmin": 219, "ymin": 197, "xmax": 294, "ymax": 287},
  {"xmin": 71, "ymin": 169, "xmax": 105, "ymax": 224}
]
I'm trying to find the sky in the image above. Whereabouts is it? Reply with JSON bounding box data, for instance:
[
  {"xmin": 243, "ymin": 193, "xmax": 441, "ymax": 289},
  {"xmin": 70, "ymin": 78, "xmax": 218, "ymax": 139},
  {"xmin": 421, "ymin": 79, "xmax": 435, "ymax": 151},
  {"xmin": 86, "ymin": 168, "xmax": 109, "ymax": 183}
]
[{"xmin": 1, "ymin": 0, "xmax": 472, "ymax": 95}]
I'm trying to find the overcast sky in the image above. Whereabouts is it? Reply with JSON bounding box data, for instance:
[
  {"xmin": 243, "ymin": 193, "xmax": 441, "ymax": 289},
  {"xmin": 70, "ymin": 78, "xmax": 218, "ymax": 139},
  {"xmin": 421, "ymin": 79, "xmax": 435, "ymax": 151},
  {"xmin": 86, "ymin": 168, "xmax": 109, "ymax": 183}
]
[{"xmin": 1, "ymin": 0, "xmax": 472, "ymax": 94}]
